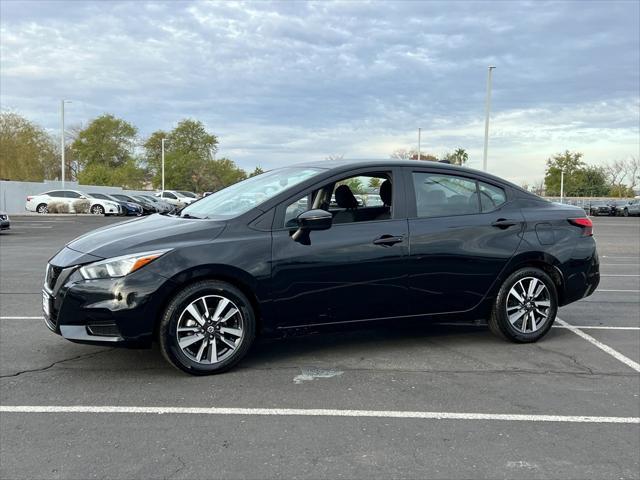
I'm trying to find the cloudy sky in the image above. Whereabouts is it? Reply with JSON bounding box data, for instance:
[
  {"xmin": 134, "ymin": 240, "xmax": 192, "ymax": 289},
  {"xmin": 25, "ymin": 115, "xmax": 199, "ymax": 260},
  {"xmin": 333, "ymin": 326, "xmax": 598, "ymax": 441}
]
[{"xmin": 1, "ymin": 0, "xmax": 638, "ymax": 184}]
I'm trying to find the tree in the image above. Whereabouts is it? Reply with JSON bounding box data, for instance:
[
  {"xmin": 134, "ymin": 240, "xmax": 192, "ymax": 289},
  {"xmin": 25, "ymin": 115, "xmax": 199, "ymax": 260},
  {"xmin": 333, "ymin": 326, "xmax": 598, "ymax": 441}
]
[
  {"xmin": 73, "ymin": 114, "xmax": 146, "ymax": 188},
  {"xmin": 442, "ymin": 148, "xmax": 469, "ymax": 166},
  {"xmin": 144, "ymin": 119, "xmax": 220, "ymax": 191},
  {"xmin": 368, "ymin": 177, "xmax": 381, "ymax": 189},
  {"xmin": 604, "ymin": 157, "xmax": 639, "ymax": 195},
  {"xmin": 544, "ymin": 151, "xmax": 610, "ymax": 197},
  {"xmin": 249, "ymin": 166, "xmax": 265, "ymax": 177},
  {"xmin": 390, "ymin": 148, "xmax": 437, "ymax": 161},
  {"xmin": 0, "ymin": 112, "xmax": 58, "ymax": 181}
]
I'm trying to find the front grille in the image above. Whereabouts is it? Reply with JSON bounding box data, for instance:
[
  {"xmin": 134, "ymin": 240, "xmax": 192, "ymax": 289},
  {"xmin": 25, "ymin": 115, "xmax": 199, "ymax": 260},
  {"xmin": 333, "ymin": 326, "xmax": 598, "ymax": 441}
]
[{"xmin": 45, "ymin": 264, "xmax": 63, "ymax": 290}]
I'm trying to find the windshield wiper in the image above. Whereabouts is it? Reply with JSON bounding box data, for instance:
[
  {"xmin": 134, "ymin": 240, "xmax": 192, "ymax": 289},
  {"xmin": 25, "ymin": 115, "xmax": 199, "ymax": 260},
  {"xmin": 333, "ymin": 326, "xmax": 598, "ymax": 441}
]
[{"xmin": 180, "ymin": 213, "xmax": 203, "ymax": 219}]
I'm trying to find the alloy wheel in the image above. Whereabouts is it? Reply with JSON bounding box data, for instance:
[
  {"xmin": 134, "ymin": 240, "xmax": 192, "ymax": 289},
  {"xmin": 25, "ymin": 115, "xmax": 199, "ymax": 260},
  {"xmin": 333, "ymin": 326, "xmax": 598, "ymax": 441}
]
[
  {"xmin": 176, "ymin": 295, "xmax": 244, "ymax": 364},
  {"xmin": 505, "ymin": 276, "xmax": 551, "ymax": 334},
  {"xmin": 91, "ymin": 205, "xmax": 104, "ymax": 215}
]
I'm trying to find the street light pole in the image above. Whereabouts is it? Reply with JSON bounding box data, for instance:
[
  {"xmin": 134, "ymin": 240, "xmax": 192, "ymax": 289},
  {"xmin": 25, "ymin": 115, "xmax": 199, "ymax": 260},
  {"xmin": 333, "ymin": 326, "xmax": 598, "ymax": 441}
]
[
  {"xmin": 161, "ymin": 138, "xmax": 166, "ymax": 191},
  {"xmin": 560, "ymin": 169, "xmax": 565, "ymax": 204},
  {"xmin": 482, "ymin": 66, "xmax": 496, "ymax": 172},
  {"xmin": 417, "ymin": 128, "xmax": 421, "ymax": 161},
  {"xmin": 61, "ymin": 100, "xmax": 66, "ymax": 188}
]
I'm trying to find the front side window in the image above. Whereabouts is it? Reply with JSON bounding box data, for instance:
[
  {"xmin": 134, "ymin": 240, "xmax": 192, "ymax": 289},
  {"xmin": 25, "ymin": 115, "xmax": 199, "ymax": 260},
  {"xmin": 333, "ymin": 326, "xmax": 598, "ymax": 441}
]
[
  {"xmin": 412, "ymin": 173, "xmax": 479, "ymax": 218},
  {"xmin": 163, "ymin": 192, "xmax": 177, "ymax": 199},
  {"xmin": 282, "ymin": 171, "xmax": 393, "ymax": 227},
  {"xmin": 182, "ymin": 167, "xmax": 322, "ymax": 219},
  {"xmin": 65, "ymin": 191, "xmax": 82, "ymax": 199}
]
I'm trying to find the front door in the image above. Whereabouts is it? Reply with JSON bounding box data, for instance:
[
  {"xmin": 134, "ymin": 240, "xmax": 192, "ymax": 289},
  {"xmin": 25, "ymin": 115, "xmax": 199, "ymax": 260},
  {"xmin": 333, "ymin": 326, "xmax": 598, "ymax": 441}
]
[{"xmin": 270, "ymin": 169, "xmax": 409, "ymax": 329}]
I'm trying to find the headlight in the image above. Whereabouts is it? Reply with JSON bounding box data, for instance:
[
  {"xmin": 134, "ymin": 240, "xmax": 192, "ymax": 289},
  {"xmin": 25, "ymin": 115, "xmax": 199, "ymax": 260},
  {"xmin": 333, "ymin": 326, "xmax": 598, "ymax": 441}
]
[{"xmin": 79, "ymin": 249, "xmax": 171, "ymax": 280}]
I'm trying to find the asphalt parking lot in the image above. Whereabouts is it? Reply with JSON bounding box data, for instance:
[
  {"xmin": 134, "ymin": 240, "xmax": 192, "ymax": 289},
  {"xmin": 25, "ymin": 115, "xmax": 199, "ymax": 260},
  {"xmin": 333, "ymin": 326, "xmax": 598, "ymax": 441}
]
[{"xmin": 0, "ymin": 215, "xmax": 638, "ymax": 479}]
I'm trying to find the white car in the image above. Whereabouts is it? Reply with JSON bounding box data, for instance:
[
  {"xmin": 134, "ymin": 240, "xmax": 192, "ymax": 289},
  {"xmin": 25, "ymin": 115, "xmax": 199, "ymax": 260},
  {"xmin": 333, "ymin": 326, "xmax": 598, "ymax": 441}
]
[
  {"xmin": 154, "ymin": 190, "xmax": 197, "ymax": 208},
  {"xmin": 25, "ymin": 189, "xmax": 121, "ymax": 215}
]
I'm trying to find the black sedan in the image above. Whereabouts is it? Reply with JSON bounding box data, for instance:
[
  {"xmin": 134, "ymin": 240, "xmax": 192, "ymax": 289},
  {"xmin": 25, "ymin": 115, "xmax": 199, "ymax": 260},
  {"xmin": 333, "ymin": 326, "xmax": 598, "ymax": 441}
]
[
  {"xmin": 589, "ymin": 201, "xmax": 613, "ymax": 216},
  {"xmin": 110, "ymin": 193, "xmax": 157, "ymax": 215},
  {"xmin": 42, "ymin": 160, "xmax": 599, "ymax": 375}
]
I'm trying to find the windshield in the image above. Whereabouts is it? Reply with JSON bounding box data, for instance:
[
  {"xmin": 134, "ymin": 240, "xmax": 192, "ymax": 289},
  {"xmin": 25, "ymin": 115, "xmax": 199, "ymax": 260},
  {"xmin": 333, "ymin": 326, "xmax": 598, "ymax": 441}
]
[{"xmin": 181, "ymin": 167, "xmax": 322, "ymax": 219}]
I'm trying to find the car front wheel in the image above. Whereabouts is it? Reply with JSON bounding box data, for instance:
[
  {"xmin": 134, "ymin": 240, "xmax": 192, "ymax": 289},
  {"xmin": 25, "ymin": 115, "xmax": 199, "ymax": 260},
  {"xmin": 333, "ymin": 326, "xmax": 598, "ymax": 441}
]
[
  {"xmin": 159, "ymin": 280, "xmax": 256, "ymax": 375},
  {"xmin": 90, "ymin": 204, "xmax": 105, "ymax": 215},
  {"xmin": 488, "ymin": 267, "xmax": 558, "ymax": 343}
]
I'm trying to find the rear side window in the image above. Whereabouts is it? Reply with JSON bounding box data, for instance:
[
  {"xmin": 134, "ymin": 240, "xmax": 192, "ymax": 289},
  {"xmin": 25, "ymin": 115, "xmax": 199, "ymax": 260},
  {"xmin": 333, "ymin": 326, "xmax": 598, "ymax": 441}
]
[
  {"xmin": 46, "ymin": 191, "xmax": 65, "ymax": 197},
  {"xmin": 65, "ymin": 191, "xmax": 81, "ymax": 198},
  {"xmin": 412, "ymin": 173, "xmax": 479, "ymax": 218},
  {"xmin": 478, "ymin": 182, "xmax": 506, "ymax": 211},
  {"xmin": 164, "ymin": 192, "xmax": 177, "ymax": 199}
]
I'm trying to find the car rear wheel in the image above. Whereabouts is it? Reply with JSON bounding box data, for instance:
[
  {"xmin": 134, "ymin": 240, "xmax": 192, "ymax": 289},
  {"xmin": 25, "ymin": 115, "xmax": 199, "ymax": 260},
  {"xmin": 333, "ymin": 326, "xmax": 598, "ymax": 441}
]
[
  {"xmin": 36, "ymin": 203, "xmax": 48, "ymax": 214},
  {"xmin": 623, "ymin": 208, "xmax": 629, "ymax": 217},
  {"xmin": 488, "ymin": 267, "xmax": 557, "ymax": 343},
  {"xmin": 90, "ymin": 204, "xmax": 105, "ymax": 215},
  {"xmin": 159, "ymin": 280, "xmax": 256, "ymax": 375}
]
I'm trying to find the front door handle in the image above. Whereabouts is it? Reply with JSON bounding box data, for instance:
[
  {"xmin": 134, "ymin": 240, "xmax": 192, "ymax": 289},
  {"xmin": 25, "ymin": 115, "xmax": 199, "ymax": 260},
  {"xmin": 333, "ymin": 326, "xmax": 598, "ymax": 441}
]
[
  {"xmin": 373, "ymin": 234, "xmax": 404, "ymax": 246},
  {"xmin": 491, "ymin": 218, "xmax": 518, "ymax": 229}
]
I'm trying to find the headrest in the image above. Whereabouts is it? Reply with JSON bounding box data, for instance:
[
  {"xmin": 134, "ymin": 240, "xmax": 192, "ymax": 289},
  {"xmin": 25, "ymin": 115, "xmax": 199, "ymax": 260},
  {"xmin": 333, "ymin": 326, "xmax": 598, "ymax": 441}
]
[
  {"xmin": 380, "ymin": 180, "xmax": 392, "ymax": 206},
  {"xmin": 335, "ymin": 185, "xmax": 358, "ymax": 209}
]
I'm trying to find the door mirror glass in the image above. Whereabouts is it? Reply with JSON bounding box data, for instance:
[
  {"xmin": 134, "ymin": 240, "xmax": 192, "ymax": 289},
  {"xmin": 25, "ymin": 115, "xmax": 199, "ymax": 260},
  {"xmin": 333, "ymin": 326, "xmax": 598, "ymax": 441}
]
[{"xmin": 297, "ymin": 209, "xmax": 332, "ymax": 231}]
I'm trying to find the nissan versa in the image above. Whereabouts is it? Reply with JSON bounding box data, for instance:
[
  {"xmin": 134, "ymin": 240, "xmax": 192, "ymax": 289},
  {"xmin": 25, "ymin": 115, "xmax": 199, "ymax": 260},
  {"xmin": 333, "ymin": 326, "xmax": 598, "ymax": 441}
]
[{"xmin": 43, "ymin": 160, "xmax": 600, "ymax": 375}]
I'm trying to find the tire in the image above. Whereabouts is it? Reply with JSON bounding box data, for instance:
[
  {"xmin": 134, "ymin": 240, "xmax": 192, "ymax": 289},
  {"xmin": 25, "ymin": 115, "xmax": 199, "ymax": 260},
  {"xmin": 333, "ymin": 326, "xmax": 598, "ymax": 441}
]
[
  {"xmin": 159, "ymin": 280, "xmax": 256, "ymax": 375},
  {"xmin": 488, "ymin": 267, "xmax": 558, "ymax": 343},
  {"xmin": 623, "ymin": 208, "xmax": 629, "ymax": 217},
  {"xmin": 90, "ymin": 204, "xmax": 105, "ymax": 215},
  {"xmin": 36, "ymin": 203, "xmax": 48, "ymax": 214}
]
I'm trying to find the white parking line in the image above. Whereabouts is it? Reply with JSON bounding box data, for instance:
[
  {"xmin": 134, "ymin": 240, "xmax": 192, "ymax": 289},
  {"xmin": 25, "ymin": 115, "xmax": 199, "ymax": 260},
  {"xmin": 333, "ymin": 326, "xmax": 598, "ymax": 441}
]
[
  {"xmin": 556, "ymin": 318, "xmax": 640, "ymax": 373},
  {"xmin": 602, "ymin": 256, "xmax": 640, "ymax": 259},
  {"xmin": 0, "ymin": 405, "xmax": 638, "ymax": 424},
  {"xmin": 600, "ymin": 274, "xmax": 640, "ymax": 277},
  {"xmin": 595, "ymin": 289, "xmax": 640, "ymax": 293},
  {"xmin": 0, "ymin": 316, "xmax": 42, "ymax": 319},
  {"xmin": 554, "ymin": 325, "xmax": 640, "ymax": 331}
]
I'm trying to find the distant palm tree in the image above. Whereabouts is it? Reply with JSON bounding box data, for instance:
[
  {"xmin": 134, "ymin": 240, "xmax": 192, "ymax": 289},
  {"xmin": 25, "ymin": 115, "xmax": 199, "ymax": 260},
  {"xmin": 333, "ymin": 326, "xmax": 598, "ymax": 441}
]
[{"xmin": 454, "ymin": 148, "xmax": 468, "ymax": 165}]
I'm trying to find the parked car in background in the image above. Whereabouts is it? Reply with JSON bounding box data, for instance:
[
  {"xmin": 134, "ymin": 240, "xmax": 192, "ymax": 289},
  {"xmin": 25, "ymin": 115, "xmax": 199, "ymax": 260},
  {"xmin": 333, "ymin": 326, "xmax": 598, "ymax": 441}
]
[
  {"xmin": 621, "ymin": 199, "xmax": 640, "ymax": 216},
  {"xmin": 155, "ymin": 190, "xmax": 197, "ymax": 208},
  {"xmin": 589, "ymin": 201, "xmax": 613, "ymax": 216},
  {"xmin": 135, "ymin": 194, "xmax": 174, "ymax": 214},
  {"xmin": 87, "ymin": 193, "xmax": 142, "ymax": 216},
  {"xmin": 43, "ymin": 160, "xmax": 599, "ymax": 375},
  {"xmin": 177, "ymin": 191, "xmax": 198, "ymax": 199},
  {"xmin": 609, "ymin": 200, "xmax": 629, "ymax": 217},
  {"xmin": 0, "ymin": 212, "xmax": 10, "ymax": 231},
  {"xmin": 109, "ymin": 193, "xmax": 156, "ymax": 215},
  {"xmin": 25, "ymin": 190, "xmax": 120, "ymax": 215}
]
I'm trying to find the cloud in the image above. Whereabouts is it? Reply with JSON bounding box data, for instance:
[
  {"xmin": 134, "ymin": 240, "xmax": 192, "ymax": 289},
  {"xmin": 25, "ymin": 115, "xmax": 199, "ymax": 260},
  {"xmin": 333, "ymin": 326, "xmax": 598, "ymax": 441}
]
[{"xmin": 1, "ymin": 0, "xmax": 638, "ymax": 185}]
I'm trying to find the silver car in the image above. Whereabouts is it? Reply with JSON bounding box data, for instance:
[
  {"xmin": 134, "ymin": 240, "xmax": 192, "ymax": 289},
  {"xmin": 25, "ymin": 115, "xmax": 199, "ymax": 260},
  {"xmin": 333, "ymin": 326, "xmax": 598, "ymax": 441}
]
[{"xmin": 621, "ymin": 199, "xmax": 640, "ymax": 217}]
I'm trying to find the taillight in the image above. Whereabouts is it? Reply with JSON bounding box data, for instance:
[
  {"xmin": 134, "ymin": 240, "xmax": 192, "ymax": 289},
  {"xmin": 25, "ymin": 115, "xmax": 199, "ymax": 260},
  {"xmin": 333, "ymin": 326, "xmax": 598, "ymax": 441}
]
[
  {"xmin": 26, "ymin": 196, "xmax": 33, "ymax": 201},
  {"xmin": 568, "ymin": 217, "xmax": 593, "ymax": 236}
]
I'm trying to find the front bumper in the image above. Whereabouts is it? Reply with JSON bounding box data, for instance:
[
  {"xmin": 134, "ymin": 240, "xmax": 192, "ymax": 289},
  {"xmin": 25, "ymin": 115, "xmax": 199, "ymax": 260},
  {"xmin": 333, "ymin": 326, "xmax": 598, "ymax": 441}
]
[
  {"xmin": 43, "ymin": 253, "xmax": 173, "ymax": 347},
  {"xmin": 0, "ymin": 220, "xmax": 9, "ymax": 230}
]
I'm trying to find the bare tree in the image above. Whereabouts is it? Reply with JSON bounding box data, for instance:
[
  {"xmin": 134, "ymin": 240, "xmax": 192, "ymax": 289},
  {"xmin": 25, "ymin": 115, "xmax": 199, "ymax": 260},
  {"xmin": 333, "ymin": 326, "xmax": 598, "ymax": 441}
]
[
  {"xmin": 603, "ymin": 159, "xmax": 627, "ymax": 191},
  {"xmin": 390, "ymin": 148, "xmax": 415, "ymax": 160},
  {"xmin": 325, "ymin": 154, "xmax": 344, "ymax": 161},
  {"xmin": 623, "ymin": 156, "xmax": 639, "ymax": 190}
]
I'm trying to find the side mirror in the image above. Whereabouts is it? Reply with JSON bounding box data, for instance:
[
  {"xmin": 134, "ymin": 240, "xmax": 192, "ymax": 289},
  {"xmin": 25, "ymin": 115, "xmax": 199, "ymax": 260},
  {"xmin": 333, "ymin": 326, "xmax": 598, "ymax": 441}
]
[
  {"xmin": 291, "ymin": 209, "xmax": 332, "ymax": 244},
  {"xmin": 297, "ymin": 209, "xmax": 332, "ymax": 231}
]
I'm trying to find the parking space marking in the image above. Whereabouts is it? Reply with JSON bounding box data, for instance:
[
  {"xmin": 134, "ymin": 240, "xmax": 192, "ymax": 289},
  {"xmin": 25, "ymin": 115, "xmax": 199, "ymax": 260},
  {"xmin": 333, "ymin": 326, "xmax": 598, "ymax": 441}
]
[
  {"xmin": 554, "ymin": 325, "xmax": 640, "ymax": 330},
  {"xmin": 1, "ymin": 405, "xmax": 638, "ymax": 424},
  {"xmin": 602, "ymin": 256, "xmax": 640, "ymax": 259},
  {"xmin": 595, "ymin": 289, "xmax": 640, "ymax": 293},
  {"xmin": 601, "ymin": 274, "xmax": 640, "ymax": 277},
  {"xmin": 0, "ymin": 316, "xmax": 42, "ymax": 319},
  {"xmin": 556, "ymin": 318, "xmax": 640, "ymax": 373}
]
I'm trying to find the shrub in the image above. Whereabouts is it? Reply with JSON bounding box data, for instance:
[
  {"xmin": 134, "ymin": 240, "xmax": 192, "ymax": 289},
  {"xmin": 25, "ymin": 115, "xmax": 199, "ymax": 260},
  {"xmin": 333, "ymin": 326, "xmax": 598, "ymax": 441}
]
[
  {"xmin": 72, "ymin": 199, "xmax": 90, "ymax": 214},
  {"xmin": 47, "ymin": 201, "xmax": 69, "ymax": 214}
]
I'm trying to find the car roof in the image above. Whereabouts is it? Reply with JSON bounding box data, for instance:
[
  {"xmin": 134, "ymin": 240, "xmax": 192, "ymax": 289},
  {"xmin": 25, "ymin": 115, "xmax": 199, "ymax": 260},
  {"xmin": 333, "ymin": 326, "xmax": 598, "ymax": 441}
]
[{"xmin": 292, "ymin": 158, "xmax": 528, "ymax": 193}]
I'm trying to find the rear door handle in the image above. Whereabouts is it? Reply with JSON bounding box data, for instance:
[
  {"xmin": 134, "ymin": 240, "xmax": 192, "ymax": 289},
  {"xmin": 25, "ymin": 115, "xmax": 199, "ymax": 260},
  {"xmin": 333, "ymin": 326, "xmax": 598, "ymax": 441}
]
[
  {"xmin": 491, "ymin": 218, "xmax": 518, "ymax": 229},
  {"xmin": 373, "ymin": 234, "xmax": 404, "ymax": 246}
]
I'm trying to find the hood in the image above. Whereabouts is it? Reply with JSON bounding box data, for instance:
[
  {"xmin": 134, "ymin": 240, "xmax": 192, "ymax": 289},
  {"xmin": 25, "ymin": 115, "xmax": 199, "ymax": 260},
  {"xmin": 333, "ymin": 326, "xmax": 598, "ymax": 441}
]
[{"xmin": 66, "ymin": 214, "xmax": 226, "ymax": 259}]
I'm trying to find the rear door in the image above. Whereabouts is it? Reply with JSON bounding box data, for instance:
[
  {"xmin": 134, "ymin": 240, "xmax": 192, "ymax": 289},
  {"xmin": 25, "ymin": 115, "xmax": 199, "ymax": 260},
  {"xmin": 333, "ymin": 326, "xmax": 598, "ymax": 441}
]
[{"xmin": 406, "ymin": 168, "xmax": 524, "ymax": 315}]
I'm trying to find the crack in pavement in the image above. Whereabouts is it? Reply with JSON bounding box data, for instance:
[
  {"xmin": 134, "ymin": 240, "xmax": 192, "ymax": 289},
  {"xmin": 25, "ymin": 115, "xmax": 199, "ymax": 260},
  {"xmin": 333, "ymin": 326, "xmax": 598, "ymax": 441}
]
[{"xmin": 0, "ymin": 348, "xmax": 114, "ymax": 378}]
